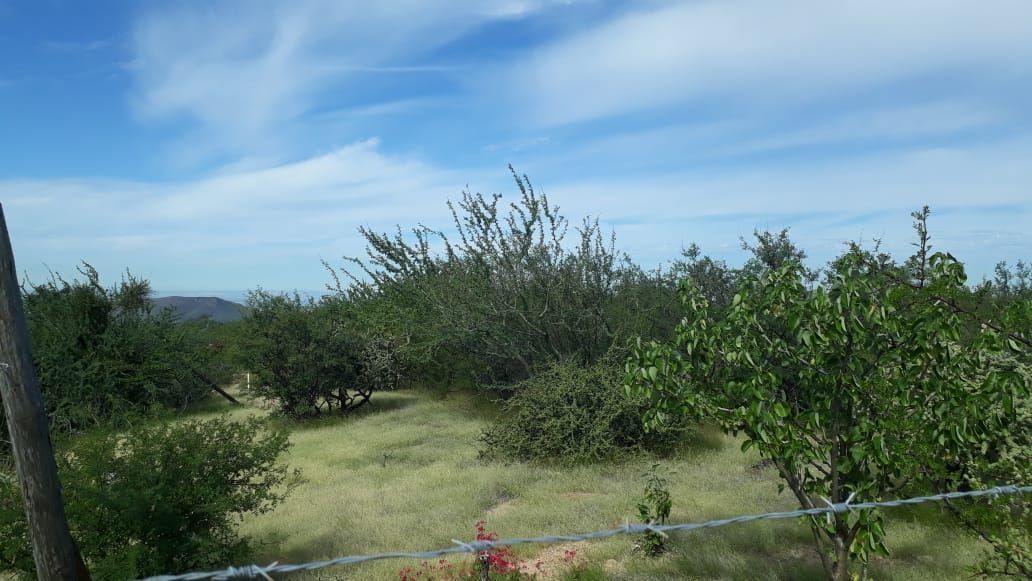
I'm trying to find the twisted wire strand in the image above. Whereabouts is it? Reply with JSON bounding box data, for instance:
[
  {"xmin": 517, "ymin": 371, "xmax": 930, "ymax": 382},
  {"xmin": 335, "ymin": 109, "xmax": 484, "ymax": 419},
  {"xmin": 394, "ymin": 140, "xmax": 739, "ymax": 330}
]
[{"xmin": 141, "ymin": 484, "xmax": 1032, "ymax": 580}]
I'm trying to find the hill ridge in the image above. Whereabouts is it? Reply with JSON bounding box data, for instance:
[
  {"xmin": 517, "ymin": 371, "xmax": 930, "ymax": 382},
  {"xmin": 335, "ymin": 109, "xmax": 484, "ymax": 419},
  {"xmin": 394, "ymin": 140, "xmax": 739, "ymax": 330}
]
[{"xmin": 150, "ymin": 295, "xmax": 247, "ymax": 323}]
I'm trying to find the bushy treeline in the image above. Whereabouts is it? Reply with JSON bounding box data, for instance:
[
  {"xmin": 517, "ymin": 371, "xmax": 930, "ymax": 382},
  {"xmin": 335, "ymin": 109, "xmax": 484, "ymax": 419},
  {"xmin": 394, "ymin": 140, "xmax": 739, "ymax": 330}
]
[
  {"xmin": 332, "ymin": 169, "xmax": 677, "ymax": 388},
  {"xmin": 328, "ymin": 168, "xmax": 809, "ymax": 392},
  {"xmin": 1, "ymin": 265, "xmax": 234, "ymax": 451}
]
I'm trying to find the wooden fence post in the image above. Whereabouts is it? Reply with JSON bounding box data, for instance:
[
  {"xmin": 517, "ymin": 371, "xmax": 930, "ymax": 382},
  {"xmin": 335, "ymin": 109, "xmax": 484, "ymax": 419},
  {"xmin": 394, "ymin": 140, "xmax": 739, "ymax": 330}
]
[
  {"xmin": 478, "ymin": 552, "xmax": 490, "ymax": 581},
  {"xmin": 0, "ymin": 204, "xmax": 88, "ymax": 580}
]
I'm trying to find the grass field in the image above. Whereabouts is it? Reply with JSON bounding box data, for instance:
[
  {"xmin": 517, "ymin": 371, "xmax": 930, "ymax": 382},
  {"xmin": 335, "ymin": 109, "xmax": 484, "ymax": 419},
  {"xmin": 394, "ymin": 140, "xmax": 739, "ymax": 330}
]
[{"xmin": 192, "ymin": 388, "xmax": 988, "ymax": 580}]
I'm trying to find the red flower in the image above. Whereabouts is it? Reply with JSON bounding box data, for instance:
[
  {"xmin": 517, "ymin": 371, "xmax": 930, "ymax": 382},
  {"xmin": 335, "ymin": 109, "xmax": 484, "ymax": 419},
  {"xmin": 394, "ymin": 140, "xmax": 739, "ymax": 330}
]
[{"xmin": 398, "ymin": 521, "xmax": 530, "ymax": 579}]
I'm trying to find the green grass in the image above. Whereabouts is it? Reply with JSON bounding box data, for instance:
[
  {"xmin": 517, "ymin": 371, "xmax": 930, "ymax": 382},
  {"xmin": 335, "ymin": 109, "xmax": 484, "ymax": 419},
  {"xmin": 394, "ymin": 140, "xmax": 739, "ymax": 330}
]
[{"xmin": 187, "ymin": 388, "xmax": 987, "ymax": 580}]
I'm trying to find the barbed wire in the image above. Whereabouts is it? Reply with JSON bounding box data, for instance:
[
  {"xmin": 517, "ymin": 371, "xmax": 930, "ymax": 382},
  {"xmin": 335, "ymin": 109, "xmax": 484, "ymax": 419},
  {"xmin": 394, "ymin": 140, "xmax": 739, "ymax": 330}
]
[{"xmin": 141, "ymin": 484, "xmax": 1032, "ymax": 580}]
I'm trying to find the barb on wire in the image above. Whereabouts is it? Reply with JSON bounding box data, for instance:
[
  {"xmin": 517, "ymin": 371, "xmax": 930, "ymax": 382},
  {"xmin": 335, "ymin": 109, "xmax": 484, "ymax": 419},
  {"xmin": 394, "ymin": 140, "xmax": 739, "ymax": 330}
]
[{"xmin": 140, "ymin": 484, "xmax": 1032, "ymax": 581}]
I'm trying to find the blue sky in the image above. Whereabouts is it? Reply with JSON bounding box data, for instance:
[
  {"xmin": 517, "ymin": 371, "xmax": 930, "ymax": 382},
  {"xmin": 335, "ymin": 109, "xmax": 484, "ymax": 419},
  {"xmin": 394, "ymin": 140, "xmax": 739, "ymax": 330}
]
[{"xmin": 2, "ymin": 0, "xmax": 1030, "ymax": 298}]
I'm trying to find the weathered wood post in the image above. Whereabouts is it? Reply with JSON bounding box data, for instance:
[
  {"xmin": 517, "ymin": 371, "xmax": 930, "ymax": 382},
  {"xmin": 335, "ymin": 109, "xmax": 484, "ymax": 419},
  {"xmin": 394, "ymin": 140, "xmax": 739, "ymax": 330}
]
[
  {"xmin": 478, "ymin": 552, "xmax": 490, "ymax": 581},
  {"xmin": 0, "ymin": 204, "xmax": 88, "ymax": 580}
]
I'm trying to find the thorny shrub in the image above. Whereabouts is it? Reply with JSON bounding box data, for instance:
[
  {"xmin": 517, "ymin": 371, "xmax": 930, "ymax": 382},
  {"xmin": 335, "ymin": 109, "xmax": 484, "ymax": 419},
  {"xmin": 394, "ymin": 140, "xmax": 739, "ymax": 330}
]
[{"xmin": 480, "ymin": 360, "xmax": 691, "ymax": 464}]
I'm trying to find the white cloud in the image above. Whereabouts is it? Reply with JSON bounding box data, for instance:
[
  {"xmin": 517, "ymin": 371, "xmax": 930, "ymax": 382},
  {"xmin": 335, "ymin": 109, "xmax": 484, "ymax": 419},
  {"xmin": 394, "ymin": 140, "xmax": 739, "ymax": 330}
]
[
  {"xmin": 1, "ymin": 140, "xmax": 474, "ymax": 289},
  {"xmin": 725, "ymin": 101, "xmax": 1004, "ymax": 155},
  {"xmin": 4, "ymin": 135, "xmax": 1029, "ymax": 288},
  {"xmin": 504, "ymin": 0, "xmax": 1032, "ymax": 125},
  {"xmin": 130, "ymin": 0, "xmax": 573, "ymax": 158},
  {"xmin": 543, "ymin": 137, "xmax": 1032, "ymax": 273},
  {"xmin": 550, "ymin": 139, "xmax": 1032, "ymax": 220}
]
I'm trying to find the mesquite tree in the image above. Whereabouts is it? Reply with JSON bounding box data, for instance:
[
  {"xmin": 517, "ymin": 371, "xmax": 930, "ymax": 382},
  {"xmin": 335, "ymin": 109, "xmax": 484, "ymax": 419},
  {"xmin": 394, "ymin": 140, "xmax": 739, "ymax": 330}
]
[
  {"xmin": 627, "ymin": 250, "xmax": 1026, "ymax": 580},
  {"xmin": 337, "ymin": 167, "xmax": 632, "ymax": 385},
  {"xmin": 239, "ymin": 291, "xmax": 392, "ymax": 418}
]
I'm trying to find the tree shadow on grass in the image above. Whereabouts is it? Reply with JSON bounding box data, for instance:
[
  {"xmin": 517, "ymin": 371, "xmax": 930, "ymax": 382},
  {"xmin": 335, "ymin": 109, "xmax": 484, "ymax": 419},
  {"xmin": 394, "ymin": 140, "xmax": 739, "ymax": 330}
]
[
  {"xmin": 269, "ymin": 391, "xmax": 421, "ymax": 433},
  {"xmin": 649, "ymin": 423, "xmax": 725, "ymax": 462},
  {"xmin": 660, "ymin": 522, "xmax": 826, "ymax": 580}
]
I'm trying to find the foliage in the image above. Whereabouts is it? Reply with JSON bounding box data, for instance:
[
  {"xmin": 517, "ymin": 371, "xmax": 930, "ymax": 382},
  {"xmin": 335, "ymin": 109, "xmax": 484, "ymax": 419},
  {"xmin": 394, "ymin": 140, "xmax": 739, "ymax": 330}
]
[
  {"xmin": 336, "ymin": 167, "xmax": 646, "ymax": 386},
  {"xmin": 991, "ymin": 259, "xmax": 1032, "ymax": 302},
  {"xmin": 739, "ymin": 228, "xmax": 817, "ymax": 283},
  {"xmin": 0, "ymin": 415, "xmax": 298, "ymax": 579},
  {"xmin": 943, "ymin": 392, "xmax": 1032, "ymax": 578},
  {"xmin": 239, "ymin": 291, "xmax": 397, "ymax": 418},
  {"xmin": 668, "ymin": 244, "xmax": 739, "ymax": 312},
  {"xmin": 942, "ymin": 255, "xmax": 1032, "ymax": 577},
  {"xmin": 627, "ymin": 246, "xmax": 1027, "ymax": 579},
  {"xmin": 634, "ymin": 464, "xmax": 672, "ymax": 556},
  {"xmin": 480, "ymin": 360, "xmax": 690, "ymax": 464},
  {"xmin": 1, "ymin": 265, "xmax": 213, "ymax": 449},
  {"xmin": 330, "ymin": 171, "xmax": 821, "ymax": 393},
  {"xmin": 178, "ymin": 318, "xmax": 246, "ymax": 387}
]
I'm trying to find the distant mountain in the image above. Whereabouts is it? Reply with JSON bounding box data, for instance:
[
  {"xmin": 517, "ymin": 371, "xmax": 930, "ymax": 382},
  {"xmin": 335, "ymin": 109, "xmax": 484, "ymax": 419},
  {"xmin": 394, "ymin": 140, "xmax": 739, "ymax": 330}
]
[{"xmin": 150, "ymin": 296, "xmax": 248, "ymax": 323}]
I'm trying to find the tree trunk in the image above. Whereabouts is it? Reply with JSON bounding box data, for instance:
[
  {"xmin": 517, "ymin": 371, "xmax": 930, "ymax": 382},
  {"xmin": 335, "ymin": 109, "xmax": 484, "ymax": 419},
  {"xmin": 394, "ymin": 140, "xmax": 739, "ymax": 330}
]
[
  {"xmin": 832, "ymin": 540, "xmax": 851, "ymax": 581},
  {"xmin": 0, "ymin": 204, "xmax": 89, "ymax": 580}
]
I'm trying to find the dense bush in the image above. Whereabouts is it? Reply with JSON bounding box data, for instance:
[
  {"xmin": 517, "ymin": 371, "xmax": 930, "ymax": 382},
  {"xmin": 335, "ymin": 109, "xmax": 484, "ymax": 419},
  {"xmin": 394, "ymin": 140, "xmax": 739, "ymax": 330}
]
[
  {"xmin": 948, "ymin": 391, "xmax": 1032, "ymax": 577},
  {"xmin": 179, "ymin": 318, "xmax": 246, "ymax": 387},
  {"xmin": 337, "ymin": 168, "xmax": 648, "ymax": 386},
  {"xmin": 1, "ymin": 266, "xmax": 215, "ymax": 452},
  {"xmin": 943, "ymin": 258, "xmax": 1032, "ymax": 577},
  {"xmin": 239, "ymin": 291, "xmax": 398, "ymax": 418},
  {"xmin": 480, "ymin": 360, "xmax": 690, "ymax": 464},
  {"xmin": 0, "ymin": 415, "xmax": 298, "ymax": 579}
]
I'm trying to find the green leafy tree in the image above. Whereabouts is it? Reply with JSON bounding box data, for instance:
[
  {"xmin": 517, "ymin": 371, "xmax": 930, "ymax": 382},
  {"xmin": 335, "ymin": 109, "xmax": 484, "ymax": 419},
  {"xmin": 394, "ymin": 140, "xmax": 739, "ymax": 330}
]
[
  {"xmin": 179, "ymin": 318, "xmax": 247, "ymax": 387},
  {"xmin": 669, "ymin": 244, "xmax": 740, "ymax": 312},
  {"xmin": 944, "ymin": 391, "xmax": 1031, "ymax": 578},
  {"xmin": 627, "ymin": 250, "xmax": 1026, "ymax": 579},
  {"xmin": 935, "ymin": 257, "xmax": 1032, "ymax": 577}
]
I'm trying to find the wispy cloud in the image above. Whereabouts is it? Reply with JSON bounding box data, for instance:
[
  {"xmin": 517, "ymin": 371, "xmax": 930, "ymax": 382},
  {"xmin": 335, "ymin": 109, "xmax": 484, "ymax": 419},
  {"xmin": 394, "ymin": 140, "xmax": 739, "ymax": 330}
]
[
  {"xmin": 7, "ymin": 136, "xmax": 1027, "ymax": 289},
  {"xmin": 313, "ymin": 97, "xmax": 442, "ymax": 121},
  {"xmin": 501, "ymin": 0, "xmax": 1032, "ymax": 126},
  {"xmin": 543, "ymin": 137, "xmax": 1032, "ymax": 270},
  {"xmin": 7, "ymin": 1, "xmax": 1030, "ymax": 292},
  {"xmin": 129, "ymin": 0, "xmax": 574, "ymax": 162},
  {"xmin": 724, "ymin": 101, "xmax": 1005, "ymax": 156}
]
